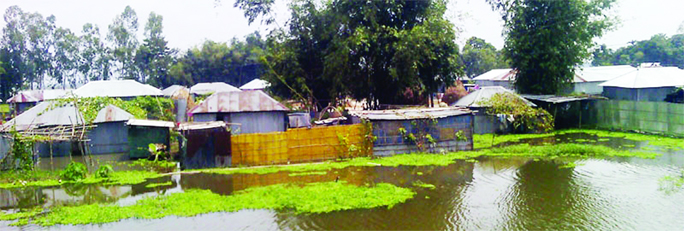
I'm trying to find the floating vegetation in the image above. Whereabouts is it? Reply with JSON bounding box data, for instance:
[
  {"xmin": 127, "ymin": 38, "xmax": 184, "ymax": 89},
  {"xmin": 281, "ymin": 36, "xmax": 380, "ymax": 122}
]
[
  {"xmin": 288, "ymin": 171, "xmax": 328, "ymax": 177},
  {"xmin": 23, "ymin": 182, "xmax": 414, "ymax": 226},
  {"xmin": 0, "ymin": 170, "xmax": 162, "ymax": 189},
  {"xmin": 416, "ymin": 172, "xmax": 424, "ymax": 176},
  {"xmin": 412, "ymin": 180, "xmax": 436, "ymax": 190},
  {"xmin": 484, "ymin": 143, "xmax": 659, "ymax": 159},
  {"xmin": 145, "ymin": 181, "xmax": 173, "ymax": 188},
  {"xmin": 473, "ymin": 133, "xmax": 555, "ymax": 149},
  {"xmin": 659, "ymin": 173, "xmax": 684, "ymax": 195},
  {"xmin": 574, "ymin": 139, "xmax": 589, "ymax": 142},
  {"xmin": 559, "ymin": 129, "xmax": 684, "ymax": 150},
  {"xmin": 559, "ymin": 162, "xmax": 578, "ymax": 169}
]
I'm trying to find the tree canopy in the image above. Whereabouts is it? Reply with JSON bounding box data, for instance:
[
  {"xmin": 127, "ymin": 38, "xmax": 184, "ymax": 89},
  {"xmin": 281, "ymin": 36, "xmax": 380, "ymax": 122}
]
[
  {"xmin": 592, "ymin": 33, "xmax": 684, "ymax": 68},
  {"xmin": 460, "ymin": 36, "xmax": 508, "ymax": 78},
  {"xmin": 489, "ymin": 0, "xmax": 616, "ymax": 94}
]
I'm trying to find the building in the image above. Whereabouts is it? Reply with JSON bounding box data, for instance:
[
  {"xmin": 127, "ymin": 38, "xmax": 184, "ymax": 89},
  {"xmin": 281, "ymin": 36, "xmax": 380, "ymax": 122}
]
[
  {"xmin": 239, "ymin": 79, "xmax": 270, "ymax": 91},
  {"xmin": 162, "ymin": 85, "xmax": 191, "ymax": 122},
  {"xmin": 190, "ymin": 82, "xmax": 240, "ymax": 95},
  {"xmin": 452, "ymin": 86, "xmax": 536, "ymax": 134},
  {"xmin": 88, "ymin": 105, "xmax": 135, "ymax": 155},
  {"xmin": 350, "ymin": 107, "xmax": 474, "ymax": 156},
  {"xmin": 471, "ymin": 69, "xmax": 517, "ymax": 89},
  {"xmin": 73, "ymin": 80, "xmax": 162, "ymax": 99},
  {"xmin": 600, "ymin": 67, "xmax": 684, "ymax": 102},
  {"xmin": 188, "ymin": 90, "xmax": 289, "ymax": 134},
  {"xmin": 6, "ymin": 89, "xmax": 72, "ymax": 115},
  {"xmin": 126, "ymin": 119, "xmax": 174, "ymax": 159},
  {"xmin": 178, "ymin": 121, "xmax": 231, "ymax": 169}
]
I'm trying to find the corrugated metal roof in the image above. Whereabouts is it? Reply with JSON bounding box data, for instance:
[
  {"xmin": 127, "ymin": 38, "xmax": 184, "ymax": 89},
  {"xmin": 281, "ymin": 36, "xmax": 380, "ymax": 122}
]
[
  {"xmin": 93, "ymin": 105, "xmax": 135, "ymax": 123},
  {"xmin": 350, "ymin": 107, "xmax": 472, "ymax": 121},
  {"xmin": 177, "ymin": 121, "xmax": 227, "ymax": 130},
  {"xmin": 126, "ymin": 119, "xmax": 175, "ymax": 128},
  {"xmin": 575, "ymin": 65, "xmax": 636, "ymax": 82},
  {"xmin": 162, "ymin": 85, "xmax": 185, "ymax": 96},
  {"xmin": 521, "ymin": 95, "xmax": 592, "ymax": 104},
  {"xmin": 188, "ymin": 90, "xmax": 289, "ymax": 114},
  {"xmin": 599, "ymin": 67, "xmax": 684, "ymax": 88},
  {"xmin": 452, "ymin": 86, "xmax": 536, "ymax": 107},
  {"xmin": 472, "ymin": 69, "xmax": 516, "ymax": 81},
  {"xmin": 7, "ymin": 89, "xmax": 72, "ymax": 103},
  {"xmin": 239, "ymin": 79, "xmax": 270, "ymax": 90},
  {"xmin": 0, "ymin": 102, "xmax": 84, "ymax": 131},
  {"xmin": 190, "ymin": 82, "xmax": 240, "ymax": 95},
  {"xmin": 74, "ymin": 80, "xmax": 162, "ymax": 98}
]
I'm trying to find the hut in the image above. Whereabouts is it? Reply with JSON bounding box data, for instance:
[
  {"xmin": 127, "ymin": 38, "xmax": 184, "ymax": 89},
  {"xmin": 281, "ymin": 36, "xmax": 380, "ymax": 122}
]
[
  {"xmin": 178, "ymin": 121, "xmax": 231, "ymax": 169},
  {"xmin": 571, "ymin": 65, "xmax": 635, "ymax": 94},
  {"xmin": 126, "ymin": 119, "xmax": 174, "ymax": 159},
  {"xmin": 239, "ymin": 79, "xmax": 270, "ymax": 91},
  {"xmin": 188, "ymin": 90, "xmax": 289, "ymax": 134},
  {"xmin": 452, "ymin": 86, "xmax": 536, "ymax": 134},
  {"xmin": 350, "ymin": 107, "xmax": 474, "ymax": 156},
  {"xmin": 73, "ymin": 80, "xmax": 162, "ymax": 99},
  {"xmin": 87, "ymin": 105, "xmax": 135, "ymax": 155},
  {"xmin": 600, "ymin": 67, "xmax": 684, "ymax": 102},
  {"xmin": 190, "ymin": 82, "xmax": 240, "ymax": 95},
  {"xmin": 7, "ymin": 89, "xmax": 71, "ymax": 115},
  {"xmin": 162, "ymin": 85, "xmax": 191, "ymax": 122}
]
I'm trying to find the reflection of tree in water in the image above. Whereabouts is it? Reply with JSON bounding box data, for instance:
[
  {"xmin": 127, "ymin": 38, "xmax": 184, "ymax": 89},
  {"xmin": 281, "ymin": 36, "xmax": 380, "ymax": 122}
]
[
  {"xmin": 3, "ymin": 188, "xmax": 46, "ymax": 210},
  {"xmin": 272, "ymin": 161, "xmax": 475, "ymax": 230},
  {"xmin": 502, "ymin": 160, "xmax": 601, "ymax": 230}
]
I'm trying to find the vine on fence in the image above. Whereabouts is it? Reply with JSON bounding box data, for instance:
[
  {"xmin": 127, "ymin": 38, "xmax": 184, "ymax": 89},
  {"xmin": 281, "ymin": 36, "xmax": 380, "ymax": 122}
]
[
  {"xmin": 48, "ymin": 94, "xmax": 175, "ymax": 123},
  {"xmin": 478, "ymin": 92, "xmax": 554, "ymax": 133},
  {"xmin": 336, "ymin": 120, "xmax": 376, "ymax": 159},
  {"xmin": 397, "ymin": 118, "xmax": 439, "ymax": 152}
]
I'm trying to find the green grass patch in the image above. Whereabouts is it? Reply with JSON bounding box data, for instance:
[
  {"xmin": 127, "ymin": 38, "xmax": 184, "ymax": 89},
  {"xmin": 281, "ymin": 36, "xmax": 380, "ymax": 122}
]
[
  {"xmin": 145, "ymin": 181, "xmax": 173, "ymax": 188},
  {"xmin": 412, "ymin": 180, "xmax": 436, "ymax": 190},
  {"xmin": 27, "ymin": 182, "xmax": 415, "ymax": 226},
  {"xmin": 0, "ymin": 170, "xmax": 162, "ymax": 189},
  {"xmin": 288, "ymin": 171, "xmax": 328, "ymax": 177},
  {"xmin": 473, "ymin": 133, "xmax": 555, "ymax": 149}
]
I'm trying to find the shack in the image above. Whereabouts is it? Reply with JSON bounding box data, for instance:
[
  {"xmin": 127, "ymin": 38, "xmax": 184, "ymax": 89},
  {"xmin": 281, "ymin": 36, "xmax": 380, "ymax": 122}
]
[
  {"xmin": 190, "ymin": 82, "xmax": 240, "ymax": 95},
  {"xmin": 600, "ymin": 66, "xmax": 684, "ymax": 102},
  {"xmin": 162, "ymin": 85, "xmax": 191, "ymax": 122},
  {"xmin": 74, "ymin": 80, "xmax": 162, "ymax": 99},
  {"xmin": 452, "ymin": 86, "xmax": 535, "ymax": 134},
  {"xmin": 521, "ymin": 95, "xmax": 599, "ymax": 129},
  {"xmin": 88, "ymin": 105, "xmax": 135, "ymax": 155},
  {"xmin": 350, "ymin": 107, "xmax": 474, "ymax": 156},
  {"xmin": 188, "ymin": 90, "xmax": 289, "ymax": 134},
  {"xmin": 126, "ymin": 119, "xmax": 174, "ymax": 159},
  {"xmin": 7, "ymin": 89, "xmax": 71, "ymax": 115},
  {"xmin": 178, "ymin": 121, "xmax": 231, "ymax": 169}
]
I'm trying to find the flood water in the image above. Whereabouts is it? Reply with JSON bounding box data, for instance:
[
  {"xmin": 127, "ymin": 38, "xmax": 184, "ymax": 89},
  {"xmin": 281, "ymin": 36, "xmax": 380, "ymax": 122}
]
[{"xmin": 2, "ymin": 133, "xmax": 684, "ymax": 230}]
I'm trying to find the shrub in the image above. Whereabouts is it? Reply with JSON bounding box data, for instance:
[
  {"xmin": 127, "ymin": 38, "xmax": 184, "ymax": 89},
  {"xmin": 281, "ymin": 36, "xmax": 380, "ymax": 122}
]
[
  {"xmin": 95, "ymin": 164, "xmax": 114, "ymax": 178},
  {"xmin": 442, "ymin": 80, "xmax": 468, "ymax": 105},
  {"xmin": 479, "ymin": 92, "xmax": 554, "ymax": 133},
  {"xmin": 60, "ymin": 162, "xmax": 87, "ymax": 182}
]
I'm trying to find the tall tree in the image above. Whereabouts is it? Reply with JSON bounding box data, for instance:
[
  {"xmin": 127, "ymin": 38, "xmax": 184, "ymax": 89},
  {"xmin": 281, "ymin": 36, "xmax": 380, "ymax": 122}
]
[
  {"xmin": 52, "ymin": 27, "xmax": 80, "ymax": 88},
  {"xmin": 461, "ymin": 36, "xmax": 508, "ymax": 78},
  {"xmin": 107, "ymin": 6, "xmax": 139, "ymax": 80},
  {"xmin": 1, "ymin": 6, "xmax": 27, "ymax": 99},
  {"xmin": 23, "ymin": 12, "xmax": 55, "ymax": 89},
  {"xmin": 136, "ymin": 12, "xmax": 175, "ymax": 87},
  {"xmin": 489, "ymin": 0, "xmax": 615, "ymax": 94},
  {"xmin": 79, "ymin": 23, "xmax": 112, "ymax": 82}
]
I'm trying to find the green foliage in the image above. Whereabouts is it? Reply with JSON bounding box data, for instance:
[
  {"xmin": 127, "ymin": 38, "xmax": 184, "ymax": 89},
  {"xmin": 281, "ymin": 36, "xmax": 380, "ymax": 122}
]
[
  {"xmin": 484, "ymin": 143, "xmax": 659, "ymax": 159},
  {"xmin": 28, "ymin": 182, "xmax": 415, "ymax": 226},
  {"xmin": 144, "ymin": 181, "xmax": 173, "ymax": 188},
  {"xmin": 455, "ymin": 130, "xmax": 467, "ymax": 142},
  {"xmin": 95, "ymin": 164, "xmax": 114, "ymax": 178},
  {"xmin": 127, "ymin": 159, "xmax": 177, "ymax": 173},
  {"xmin": 3, "ymin": 130, "xmax": 36, "ymax": 171},
  {"xmin": 412, "ymin": 180, "xmax": 436, "ymax": 190},
  {"xmin": 489, "ymin": 0, "xmax": 616, "ymax": 94},
  {"xmin": 479, "ymin": 92, "xmax": 554, "ymax": 132},
  {"xmin": 593, "ymin": 34, "xmax": 684, "ymax": 68},
  {"xmin": 460, "ymin": 37, "xmax": 509, "ymax": 78},
  {"xmin": 50, "ymin": 95, "xmax": 174, "ymax": 123},
  {"xmin": 107, "ymin": 5, "xmax": 140, "ymax": 80},
  {"xmin": 59, "ymin": 162, "xmax": 87, "ymax": 182}
]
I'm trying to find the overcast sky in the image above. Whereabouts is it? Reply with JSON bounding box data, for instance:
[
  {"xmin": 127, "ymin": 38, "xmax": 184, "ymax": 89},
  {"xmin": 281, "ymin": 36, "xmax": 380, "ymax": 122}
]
[{"xmin": 0, "ymin": 0, "xmax": 682, "ymax": 51}]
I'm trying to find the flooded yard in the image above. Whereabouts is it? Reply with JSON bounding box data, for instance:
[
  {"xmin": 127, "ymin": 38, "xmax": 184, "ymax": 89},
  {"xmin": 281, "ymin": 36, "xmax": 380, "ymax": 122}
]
[{"xmin": 1, "ymin": 131, "xmax": 683, "ymax": 230}]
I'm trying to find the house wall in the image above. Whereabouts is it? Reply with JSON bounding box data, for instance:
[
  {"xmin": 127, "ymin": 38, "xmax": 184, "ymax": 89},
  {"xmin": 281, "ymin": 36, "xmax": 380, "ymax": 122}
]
[
  {"xmin": 181, "ymin": 127, "xmax": 231, "ymax": 169},
  {"xmin": 88, "ymin": 121, "xmax": 129, "ymax": 155},
  {"xmin": 474, "ymin": 80, "xmax": 513, "ymax": 90},
  {"xmin": 35, "ymin": 141, "xmax": 76, "ymax": 158},
  {"xmin": 193, "ymin": 113, "xmax": 216, "ymax": 122},
  {"xmin": 593, "ymin": 100, "xmax": 684, "ymax": 137},
  {"xmin": 227, "ymin": 112, "xmax": 286, "ymax": 134},
  {"xmin": 603, "ymin": 86, "xmax": 677, "ymax": 102},
  {"xmin": 128, "ymin": 126, "xmax": 170, "ymax": 159},
  {"xmin": 371, "ymin": 114, "xmax": 473, "ymax": 156},
  {"xmin": 573, "ymin": 82, "xmax": 604, "ymax": 95}
]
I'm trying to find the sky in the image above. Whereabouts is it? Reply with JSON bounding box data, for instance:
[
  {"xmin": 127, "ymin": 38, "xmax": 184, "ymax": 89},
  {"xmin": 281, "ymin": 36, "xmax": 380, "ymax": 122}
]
[{"xmin": 0, "ymin": 0, "xmax": 682, "ymax": 51}]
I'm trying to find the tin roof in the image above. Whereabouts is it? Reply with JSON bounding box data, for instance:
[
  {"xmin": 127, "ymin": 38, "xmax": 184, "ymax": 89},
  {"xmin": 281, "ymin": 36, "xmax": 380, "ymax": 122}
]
[
  {"xmin": 93, "ymin": 105, "xmax": 135, "ymax": 123},
  {"xmin": 239, "ymin": 79, "xmax": 270, "ymax": 90},
  {"xmin": 190, "ymin": 82, "xmax": 240, "ymax": 95},
  {"xmin": 126, "ymin": 119, "xmax": 175, "ymax": 128},
  {"xmin": 0, "ymin": 102, "xmax": 84, "ymax": 131},
  {"xmin": 521, "ymin": 95, "xmax": 593, "ymax": 104},
  {"xmin": 74, "ymin": 80, "xmax": 162, "ymax": 98},
  {"xmin": 453, "ymin": 86, "xmax": 536, "ymax": 107},
  {"xmin": 7, "ymin": 89, "xmax": 72, "ymax": 103},
  {"xmin": 350, "ymin": 107, "xmax": 472, "ymax": 121},
  {"xmin": 177, "ymin": 121, "xmax": 227, "ymax": 131},
  {"xmin": 472, "ymin": 69, "xmax": 516, "ymax": 81},
  {"xmin": 599, "ymin": 67, "xmax": 684, "ymax": 88},
  {"xmin": 472, "ymin": 66, "xmax": 633, "ymax": 83},
  {"xmin": 188, "ymin": 90, "xmax": 289, "ymax": 114}
]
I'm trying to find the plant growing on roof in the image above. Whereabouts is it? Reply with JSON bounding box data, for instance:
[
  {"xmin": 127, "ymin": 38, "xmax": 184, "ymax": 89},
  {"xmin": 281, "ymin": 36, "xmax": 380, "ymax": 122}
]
[
  {"xmin": 48, "ymin": 94, "xmax": 175, "ymax": 124},
  {"xmin": 478, "ymin": 92, "xmax": 554, "ymax": 133}
]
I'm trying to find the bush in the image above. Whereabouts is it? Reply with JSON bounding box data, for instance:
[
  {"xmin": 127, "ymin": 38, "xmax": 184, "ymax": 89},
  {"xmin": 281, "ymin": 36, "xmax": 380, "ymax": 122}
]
[
  {"xmin": 60, "ymin": 162, "xmax": 87, "ymax": 182},
  {"xmin": 95, "ymin": 164, "xmax": 114, "ymax": 178},
  {"xmin": 443, "ymin": 80, "xmax": 468, "ymax": 105},
  {"xmin": 479, "ymin": 92, "xmax": 554, "ymax": 133}
]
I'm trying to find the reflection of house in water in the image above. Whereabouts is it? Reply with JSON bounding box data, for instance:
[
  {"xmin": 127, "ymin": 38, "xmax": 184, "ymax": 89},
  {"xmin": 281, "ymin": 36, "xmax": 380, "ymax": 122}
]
[
  {"xmin": 0, "ymin": 188, "xmax": 45, "ymax": 210},
  {"xmin": 42, "ymin": 185, "xmax": 132, "ymax": 207}
]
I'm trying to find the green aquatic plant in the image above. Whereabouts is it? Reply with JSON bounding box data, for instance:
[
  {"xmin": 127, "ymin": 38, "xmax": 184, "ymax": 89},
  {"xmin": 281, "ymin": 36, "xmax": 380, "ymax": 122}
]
[
  {"xmin": 559, "ymin": 129, "xmax": 684, "ymax": 150},
  {"xmin": 484, "ymin": 143, "xmax": 659, "ymax": 159},
  {"xmin": 0, "ymin": 170, "xmax": 161, "ymax": 189},
  {"xmin": 412, "ymin": 180, "xmax": 436, "ymax": 190},
  {"xmin": 145, "ymin": 181, "xmax": 173, "ymax": 188},
  {"xmin": 95, "ymin": 164, "xmax": 114, "ymax": 178},
  {"xmin": 25, "ymin": 182, "xmax": 415, "ymax": 226},
  {"xmin": 60, "ymin": 162, "xmax": 87, "ymax": 182},
  {"xmin": 473, "ymin": 133, "xmax": 555, "ymax": 149},
  {"xmin": 659, "ymin": 173, "xmax": 684, "ymax": 195}
]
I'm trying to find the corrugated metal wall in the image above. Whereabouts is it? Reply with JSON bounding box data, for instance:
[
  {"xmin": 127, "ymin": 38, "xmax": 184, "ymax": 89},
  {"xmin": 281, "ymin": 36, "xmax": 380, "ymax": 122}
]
[
  {"xmin": 229, "ymin": 112, "xmax": 286, "ymax": 134},
  {"xmin": 603, "ymin": 86, "xmax": 676, "ymax": 102},
  {"xmin": 128, "ymin": 126, "xmax": 170, "ymax": 159},
  {"xmin": 594, "ymin": 100, "xmax": 684, "ymax": 137},
  {"xmin": 231, "ymin": 124, "xmax": 365, "ymax": 166},
  {"xmin": 371, "ymin": 114, "xmax": 474, "ymax": 156},
  {"xmin": 88, "ymin": 122, "xmax": 129, "ymax": 155}
]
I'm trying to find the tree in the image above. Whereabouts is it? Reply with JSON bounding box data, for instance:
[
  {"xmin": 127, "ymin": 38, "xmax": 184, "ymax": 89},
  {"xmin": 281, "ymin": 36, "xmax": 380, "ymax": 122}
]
[
  {"xmin": 52, "ymin": 27, "xmax": 80, "ymax": 88},
  {"xmin": 489, "ymin": 0, "xmax": 616, "ymax": 94},
  {"xmin": 79, "ymin": 23, "xmax": 112, "ymax": 81},
  {"xmin": 461, "ymin": 36, "xmax": 508, "ymax": 78},
  {"xmin": 593, "ymin": 33, "xmax": 684, "ymax": 68},
  {"xmin": 136, "ymin": 12, "xmax": 175, "ymax": 87},
  {"xmin": 1, "ymin": 6, "xmax": 28, "ymax": 99},
  {"xmin": 591, "ymin": 44, "xmax": 613, "ymax": 66},
  {"xmin": 107, "ymin": 6, "xmax": 139, "ymax": 80},
  {"xmin": 23, "ymin": 12, "xmax": 55, "ymax": 89}
]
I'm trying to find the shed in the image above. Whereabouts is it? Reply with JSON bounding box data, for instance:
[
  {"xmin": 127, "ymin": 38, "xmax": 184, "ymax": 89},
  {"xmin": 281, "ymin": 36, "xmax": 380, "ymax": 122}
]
[
  {"xmin": 188, "ymin": 90, "xmax": 289, "ymax": 134},
  {"xmin": 126, "ymin": 119, "xmax": 174, "ymax": 159},
  {"xmin": 472, "ymin": 69, "xmax": 517, "ymax": 89},
  {"xmin": 162, "ymin": 85, "xmax": 191, "ymax": 122},
  {"xmin": 178, "ymin": 121, "xmax": 231, "ymax": 169},
  {"xmin": 190, "ymin": 82, "xmax": 240, "ymax": 95},
  {"xmin": 7, "ymin": 89, "xmax": 72, "ymax": 115},
  {"xmin": 453, "ymin": 86, "xmax": 535, "ymax": 134},
  {"xmin": 88, "ymin": 105, "xmax": 135, "ymax": 155},
  {"xmin": 239, "ymin": 79, "xmax": 270, "ymax": 91},
  {"xmin": 599, "ymin": 67, "xmax": 684, "ymax": 102},
  {"xmin": 74, "ymin": 80, "xmax": 162, "ymax": 99},
  {"xmin": 522, "ymin": 95, "xmax": 599, "ymax": 129},
  {"xmin": 350, "ymin": 107, "xmax": 474, "ymax": 156}
]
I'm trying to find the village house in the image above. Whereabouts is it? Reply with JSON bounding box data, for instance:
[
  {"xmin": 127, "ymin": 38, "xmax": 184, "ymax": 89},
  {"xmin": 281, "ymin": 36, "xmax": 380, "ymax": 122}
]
[
  {"xmin": 599, "ymin": 66, "xmax": 684, "ymax": 102},
  {"xmin": 73, "ymin": 80, "xmax": 162, "ymax": 99},
  {"xmin": 190, "ymin": 82, "xmax": 240, "ymax": 95},
  {"xmin": 452, "ymin": 86, "xmax": 535, "ymax": 134},
  {"xmin": 239, "ymin": 79, "xmax": 270, "ymax": 91},
  {"xmin": 6, "ymin": 89, "xmax": 72, "ymax": 115}
]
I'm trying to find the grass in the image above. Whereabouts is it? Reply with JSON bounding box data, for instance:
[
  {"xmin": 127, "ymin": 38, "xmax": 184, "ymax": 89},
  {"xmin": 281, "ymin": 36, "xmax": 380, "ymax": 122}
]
[
  {"xmin": 0, "ymin": 170, "xmax": 162, "ymax": 189},
  {"xmin": 288, "ymin": 171, "xmax": 328, "ymax": 177},
  {"xmin": 145, "ymin": 181, "xmax": 173, "ymax": 188},
  {"xmin": 473, "ymin": 133, "xmax": 556, "ymax": 149},
  {"xmin": 21, "ymin": 181, "xmax": 415, "ymax": 226}
]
